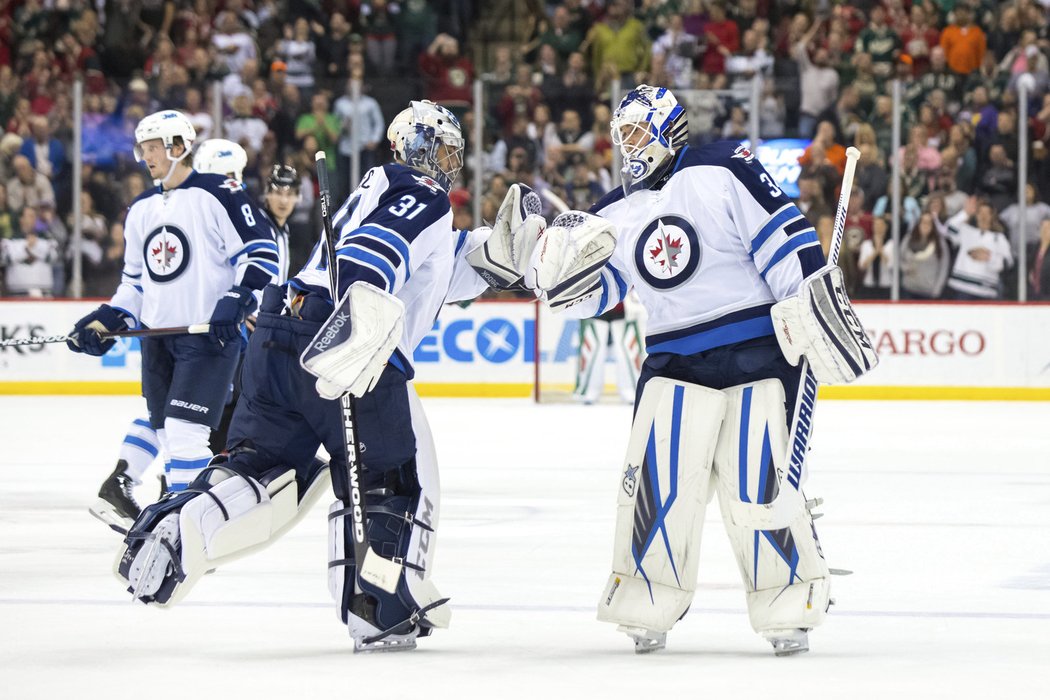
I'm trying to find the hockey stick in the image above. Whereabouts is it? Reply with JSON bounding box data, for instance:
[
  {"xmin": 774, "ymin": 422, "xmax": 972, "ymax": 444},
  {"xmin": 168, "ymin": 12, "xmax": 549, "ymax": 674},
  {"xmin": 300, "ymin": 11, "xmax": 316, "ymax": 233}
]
[
  {"xmin": 724, "ymin": 147, "xmax": 861, "ymax": 531},
  {"xmin": 0, "ymin": 323, "xmax": 211, "ymax": 348},
  {"xmin": 315, "ymin": 151, "xmax": 402, "ymax": 594}
]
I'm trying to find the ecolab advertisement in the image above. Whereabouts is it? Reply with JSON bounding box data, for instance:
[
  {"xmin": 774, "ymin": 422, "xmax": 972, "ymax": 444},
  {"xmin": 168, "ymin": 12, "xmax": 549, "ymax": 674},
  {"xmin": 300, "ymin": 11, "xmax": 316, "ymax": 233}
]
[{"xmin": 2, "ymin": 300, "xmax": 1050, "ymax": 397}]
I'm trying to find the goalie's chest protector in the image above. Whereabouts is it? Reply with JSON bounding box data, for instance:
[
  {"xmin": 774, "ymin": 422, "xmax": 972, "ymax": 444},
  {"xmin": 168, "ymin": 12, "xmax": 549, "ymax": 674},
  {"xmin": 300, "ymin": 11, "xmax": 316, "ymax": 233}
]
[{"xmin": 594, "ymin": 144, "xmax": 789, "ymax": 356}]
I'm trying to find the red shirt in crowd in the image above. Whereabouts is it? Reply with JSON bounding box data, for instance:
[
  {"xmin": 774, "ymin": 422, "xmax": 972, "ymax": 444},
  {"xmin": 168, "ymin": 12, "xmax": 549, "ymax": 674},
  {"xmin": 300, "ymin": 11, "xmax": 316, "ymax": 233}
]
[{"xmin": 418, "ymin": 52, "xmax": 474, "ymax": 108}]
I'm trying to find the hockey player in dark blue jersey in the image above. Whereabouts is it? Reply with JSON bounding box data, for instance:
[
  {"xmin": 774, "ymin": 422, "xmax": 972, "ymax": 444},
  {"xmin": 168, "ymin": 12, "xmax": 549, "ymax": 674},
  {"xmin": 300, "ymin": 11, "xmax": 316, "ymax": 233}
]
[
  {"xmin": 67, "ymin": 110, "xmax": 280, "ymax": 493},
  {"xmin": 529, "ymin": 85, "xmax": 878, "ymax": 655},
  {"xmin": 110, "ymin": 100, "xmax": 545, "ymax": 652}
]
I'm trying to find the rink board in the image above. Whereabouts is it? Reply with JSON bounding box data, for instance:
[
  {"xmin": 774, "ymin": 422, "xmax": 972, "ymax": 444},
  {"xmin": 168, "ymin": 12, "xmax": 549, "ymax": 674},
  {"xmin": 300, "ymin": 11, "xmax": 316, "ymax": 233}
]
[{"xmin": 2, "ymin": 299, "xmax": 1050, "ymax": 399}]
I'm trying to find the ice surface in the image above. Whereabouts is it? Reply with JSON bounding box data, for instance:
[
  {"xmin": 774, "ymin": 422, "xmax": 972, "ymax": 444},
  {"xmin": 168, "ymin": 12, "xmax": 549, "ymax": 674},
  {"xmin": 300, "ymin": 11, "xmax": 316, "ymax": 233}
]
[{"xmin": 1, "ymin": 396, "xmax": 1048, "ymax": 699}]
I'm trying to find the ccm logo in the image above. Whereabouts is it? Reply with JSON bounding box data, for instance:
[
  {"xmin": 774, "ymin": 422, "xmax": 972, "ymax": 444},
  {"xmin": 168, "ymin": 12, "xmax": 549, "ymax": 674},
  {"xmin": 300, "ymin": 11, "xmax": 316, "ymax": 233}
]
[{"xmin": 868, "ymin": 329, "xmax": 986, "ymax": 356}]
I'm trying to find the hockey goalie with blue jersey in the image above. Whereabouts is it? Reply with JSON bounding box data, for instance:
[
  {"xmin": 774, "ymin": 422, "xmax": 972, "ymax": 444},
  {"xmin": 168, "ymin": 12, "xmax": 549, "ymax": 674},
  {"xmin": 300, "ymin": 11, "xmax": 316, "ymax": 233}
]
[
  {"xmin": 111, "ymin": 100, "xmax": 546, "ymax": 652},
  {"xmin": 528, "ymin": 85, "xmax": 878, "ymax": 655}
]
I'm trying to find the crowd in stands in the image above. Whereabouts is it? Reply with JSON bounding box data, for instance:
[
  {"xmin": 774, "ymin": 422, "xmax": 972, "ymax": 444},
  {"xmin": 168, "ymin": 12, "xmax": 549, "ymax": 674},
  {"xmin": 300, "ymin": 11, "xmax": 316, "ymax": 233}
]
[{"xmin": 2, "ymin": 0, "xmax": 1050, "ymax": 302}]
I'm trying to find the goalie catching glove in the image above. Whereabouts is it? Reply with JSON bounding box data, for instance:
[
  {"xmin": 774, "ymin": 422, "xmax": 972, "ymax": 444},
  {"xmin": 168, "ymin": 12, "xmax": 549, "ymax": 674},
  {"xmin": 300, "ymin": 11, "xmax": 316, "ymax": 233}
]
[
  {"xmin": 466, "ymin": 183, "xmax": 546, "ymax": 288},
  {"xmin": 770, "ymin": 265, "xmax": 878, "ymax": 384},
  {"xmin": 526, "ymin": 210, "xmax": 617, "ymax": 311},
  {"xmin": 300, "ymin": 282, "xmax": 405, "ymax": 399}
]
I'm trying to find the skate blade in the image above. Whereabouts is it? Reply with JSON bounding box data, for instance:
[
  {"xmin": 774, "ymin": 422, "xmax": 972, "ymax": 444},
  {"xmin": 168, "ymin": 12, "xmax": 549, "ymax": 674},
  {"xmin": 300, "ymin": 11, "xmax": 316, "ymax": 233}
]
[
  {"xmin": 88, "ymin": 499, "xmax": 133, "ymax": 530},
  {"xmin": 353, "ymin": 636, "xmax": 418, "ymax": 653},
  {"xmin": 618, "ymin": 625, "xmax": 666, "ymax": 654}
]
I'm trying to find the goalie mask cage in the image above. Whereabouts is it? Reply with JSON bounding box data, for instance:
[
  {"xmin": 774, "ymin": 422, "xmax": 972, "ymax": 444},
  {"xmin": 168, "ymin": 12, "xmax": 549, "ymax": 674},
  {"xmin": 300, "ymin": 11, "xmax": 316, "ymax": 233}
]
[{"xmin": 532, "ymin": 299, "xmax": 647, "ymax": 404}]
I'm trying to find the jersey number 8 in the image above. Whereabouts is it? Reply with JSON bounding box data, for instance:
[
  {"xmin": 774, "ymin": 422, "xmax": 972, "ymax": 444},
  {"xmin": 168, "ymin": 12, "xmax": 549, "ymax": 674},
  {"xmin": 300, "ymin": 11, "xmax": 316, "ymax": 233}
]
[{"xmin": 241, "ymin": 203, "xmax": 257, "ymax": 227}]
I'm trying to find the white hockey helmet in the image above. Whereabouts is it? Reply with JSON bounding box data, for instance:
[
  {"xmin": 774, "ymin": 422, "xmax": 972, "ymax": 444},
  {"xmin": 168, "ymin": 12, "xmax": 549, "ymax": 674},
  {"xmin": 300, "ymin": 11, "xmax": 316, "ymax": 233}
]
[
  {"xmin": 193, "ymin": 138, "xmax": 248, "ymax": 182},
  {"xmin": 611, "ymin": 85, "xmax": 688, "ymax": 194},
  {"xmin": 387, "ymin": 100, "xmax": 464, "ymax": 191},
  {"xmin": 134, "ymin": 110, "xmax": 197, "ymax": 163}
]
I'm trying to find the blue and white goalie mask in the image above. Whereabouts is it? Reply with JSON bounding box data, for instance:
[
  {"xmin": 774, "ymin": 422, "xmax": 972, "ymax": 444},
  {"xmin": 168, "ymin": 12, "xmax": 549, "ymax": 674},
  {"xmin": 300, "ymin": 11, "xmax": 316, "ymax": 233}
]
[
  {"xmin": 611, "ymin": 85, "xmax": 688, "ymax": 195},
  {"xmin": 387, "ymin": 100, "xmax": 465, "ymax": 192}
]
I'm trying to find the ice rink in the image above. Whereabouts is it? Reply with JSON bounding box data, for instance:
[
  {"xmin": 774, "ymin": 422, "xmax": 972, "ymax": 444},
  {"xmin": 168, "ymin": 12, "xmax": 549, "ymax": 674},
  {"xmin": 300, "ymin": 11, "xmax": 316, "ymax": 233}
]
[{"xmin": 1, "ymin": 395, "xmax": 1048, "ymax": 699}]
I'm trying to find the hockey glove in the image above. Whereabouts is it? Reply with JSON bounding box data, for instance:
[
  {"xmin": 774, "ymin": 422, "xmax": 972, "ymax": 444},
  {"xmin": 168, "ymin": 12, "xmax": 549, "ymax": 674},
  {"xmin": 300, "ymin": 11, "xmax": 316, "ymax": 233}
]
[
  {"xmin": 465, "ymin": 183, "xmax": 546, "ymax": 289},
  {"xmin": 770, "ymin": 265, "xmax": 879, "ymax": 384},
  {"xmin": 67, "ymin": 304, "xmax": 130, "ymax": 356},
  {"xmin": 208, "ymin": 285, "xmax": 258, "ymax": 342}
]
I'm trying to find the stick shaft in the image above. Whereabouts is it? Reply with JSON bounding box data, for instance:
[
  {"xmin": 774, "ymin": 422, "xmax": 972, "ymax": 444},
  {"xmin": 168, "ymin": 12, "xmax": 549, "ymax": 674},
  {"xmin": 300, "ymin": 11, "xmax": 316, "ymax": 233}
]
[
  {"xmin": 827, "ymin": 146, "xmax": 861, "ymax": 267},
  {"xmin": 0, "ymin": 324, "xmax": 210, "ymax": 348}
]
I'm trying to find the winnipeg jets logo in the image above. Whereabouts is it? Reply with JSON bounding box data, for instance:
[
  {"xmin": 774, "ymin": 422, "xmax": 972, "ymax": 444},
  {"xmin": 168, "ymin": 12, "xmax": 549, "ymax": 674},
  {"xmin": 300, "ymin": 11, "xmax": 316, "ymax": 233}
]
[
  {"xmin": 143, "ymin": 224, "xmax": 190, "ymax": 282},
  {"xmin": 412, "ymin": 174, "xmax": 442, "ymax": 193},
  {"xmin": 622, "ymin": 464, "xmax": 639, "ymax": 497},
  {"xmin": 648, "ymin": 221, "xmax": 683, "ymax": 272},
  {"xmin": 219, "ymin": 178, "xmax": 243, "ymax": 192},
  {"xmin": 732, "ymin": 144, "xmax": 756, "ymax": 163},
  {"xmin": 634, "ymin": 215, "xmax": 701, "ymax": 290}
]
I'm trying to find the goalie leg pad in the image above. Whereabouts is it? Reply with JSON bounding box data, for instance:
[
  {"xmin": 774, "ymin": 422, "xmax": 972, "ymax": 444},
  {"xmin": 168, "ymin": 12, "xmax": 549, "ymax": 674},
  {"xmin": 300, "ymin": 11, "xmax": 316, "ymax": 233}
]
[
  {"xmin": 597, "ymin": 378, "xmax": 728, "ymax": 634},
  {"xmin": 115, "ymin": 458, "xmax": 331, "ymax": 606},
  {"xmin": 712, "ymin": 379, "xmax": 831, "ymax": 634},
  {"xmin": 329, "ymin": 385, "xmax": 449, "ymax": 649}
]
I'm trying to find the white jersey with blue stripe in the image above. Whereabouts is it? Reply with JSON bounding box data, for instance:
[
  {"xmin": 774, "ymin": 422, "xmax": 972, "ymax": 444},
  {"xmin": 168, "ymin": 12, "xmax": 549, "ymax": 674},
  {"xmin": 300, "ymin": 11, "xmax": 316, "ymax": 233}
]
[
  {"xmin": 110, "ymin": 171, "xmax": 279, "ymax": 328},
  {"xmin": 574, "ymin": 141, "xmax": 826, "ymax": 356},
  {"xmin": 291, "ymin": 162, "xmax": 488, "ymax": 364},
  {"xmin": 258, "ymin": 207, "xmax": 291, "ymax": 284}
]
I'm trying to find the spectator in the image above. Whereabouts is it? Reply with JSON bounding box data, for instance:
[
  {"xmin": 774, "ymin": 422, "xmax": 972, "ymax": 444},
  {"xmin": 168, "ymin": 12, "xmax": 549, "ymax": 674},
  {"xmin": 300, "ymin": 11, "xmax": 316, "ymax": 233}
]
[
  {"xmin": 319, "ymin": 13, "xmax": 354, "ymax": 87},
  {"xmin": 18, "ymin": 115, "xmax": 65, "ymax": 186},
  {"xmin": 944, "ymin": 196, "xmax": 1013, "ymax": 300},
  {"xmin": 225, "ymin": 93, "xmax": 270, "ymax": 153},
  {"xmin": 540, "ymin": 51, "xmax": 594, "ymax": 127},
  {"xmin": 361, "ymin": 0, "xmax": 398, "ymax": 77},
  {"xmin": 988, "ymin": 4, "xmax": 1023, "ymax": 62},
  {"xmin": 78, "ymin": 220, "xmax": 126, "ymax": 298},
  {"xmin": 908, "ymin": 46, "xmax": 963, "ymax": 109},
  {"xmin": 932, "ymin": 166, "xmax": 969, "ymax": 217},
  {"xmin": 419, "ymin": 33, "xmax": 474, "ymax": 117},
  {"xmin": 1000, "ymin": 183, "xmax": 1050, "ymax": 257},
  {"xmin": 276, "ymin": 18, "xmax": 318, "ymax": 93},
  {"xmin": 496, "ymin": 64, "xmax": 544, "ymax": 136},
  {"xmin": 585, "ymin": 0, "xmax": 651, "ymax": 79},
  {"xmin": 333, "ymin": 74, "xmax": 385, "ymax": 198},
  {"xmin": 295, "ymin": 92, "xmax": 341, "ymax": 165},
  {"xmin": 698, "ymin": 1, "xmax": 738, "ymax": 78},
  {"xmin": 536, "ymin": 5, "xmax": 584, "ymax": 64},
  {"xmin": 1029, "ymin": 219, "xmax": 1050, "ymax": 300},
  {"xmin": 817, "ymin": 85, "xmax": 863, "ymax": 145},
  {"xmin": 940, "ymin": 4, "xmax": 986, "ymax": 76},
  {"xmin": 901, "ymin": 4, "xmax": 941, "ymax": 77},
  {"xmin": 855, "ymin": 4, "xmax": 901, "ymax": 81},
  {"xmin": 796, "ymin": 171, "xmax": 832, "ymax": 222},
  {"xmin": 527, "ymin": 102, "xmax": 559, "ymax": 169},
  {"xmin": 0, "ymin": 182, "xmax": 13, "ymax": 240},
  {"xmin": 212, "ymin": 12, "xmax": 258, "ymax": 76},
  {"xmin": 721, "ymin": 104, "xmax": 749, "ymax": 140},
  {"xmin": 759, "ymin": 78, "xmax": 786, "ymax": 138},
  {"xmin": 794, "ymin": 18, "xmax": 840, "ymax": 138},
  {"xmin": 1, "ymin": 205, "xmax": 57, "ymax": 297},
  {"xmin": 183, "ymin": 86, "xmax": 214, "ymax": 141},
  {"xmin": 6, "ymin": 155, "xmax": 55, "ymax": 213},
  {"xmin": 976, "ymin": 143, "xmax": 1017, "ymax": 213},
  {"xmin": 857, "ymin": 216, "xmax": 896, "ymax": 299},
  {"xmin": 398, "ymin": 0, "xmax": 439, "ymax": 70},
  {"xmin": 998, "ymin": 30, "xmax": 1049, "ymax": 96},
  {"xmin": 898, "ymin": 124, "xmax": 942, "ymax": 190},
  {"xmin": 900, "ymin": 210, "xmax": 951, "ymax": 299},
  {"xmin": 800, "ymin": 121, "xmax": 847, "ymax": 175},
  {"xmin": 855, "ymin": 141, "xmax": 889, "ymax": 209}
]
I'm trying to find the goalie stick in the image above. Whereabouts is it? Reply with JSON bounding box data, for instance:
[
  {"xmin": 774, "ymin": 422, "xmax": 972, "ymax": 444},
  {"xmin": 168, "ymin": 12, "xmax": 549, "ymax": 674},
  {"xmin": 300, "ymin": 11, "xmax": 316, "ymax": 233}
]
[
  {"xmin": 724, "ymin": 146, "xmax": 861, "ymax": 530},
  {"xmin": 314, "ymin": 152, "xmax": 402, "ymax": 594},
  {"xmin": 0, "ymin": 324, "xmax": 211, "ymax": 348}
]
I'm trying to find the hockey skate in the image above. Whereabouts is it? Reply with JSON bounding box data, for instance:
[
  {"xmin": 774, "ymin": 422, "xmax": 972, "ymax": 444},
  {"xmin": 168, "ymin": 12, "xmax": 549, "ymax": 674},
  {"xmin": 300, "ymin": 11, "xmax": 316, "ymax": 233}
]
[
  {"xmin": 347, "ymin": 594, "xmax": 420, "ymax": 653},
  {"xmin": 764, "ymin": 628, "xmax": 810, "ymax": 656},
  {"xmin": 618, "ymin": 625, "xmax": 667, "ymax": 654},
  {"xmin": 89, "ymin": 461, "xmax": 140, "ymax": 529}
]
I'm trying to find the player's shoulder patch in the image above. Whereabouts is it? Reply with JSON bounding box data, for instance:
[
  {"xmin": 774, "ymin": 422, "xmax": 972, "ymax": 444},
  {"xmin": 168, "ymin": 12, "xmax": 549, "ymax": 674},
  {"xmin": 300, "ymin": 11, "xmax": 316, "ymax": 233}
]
[
  {"xmin": 683, "ymin": 140, "xmax": 787, "ymax": 213},
  {"xmin": 379, "ymin": 163, "xmax": 452, "ymax": 211}
]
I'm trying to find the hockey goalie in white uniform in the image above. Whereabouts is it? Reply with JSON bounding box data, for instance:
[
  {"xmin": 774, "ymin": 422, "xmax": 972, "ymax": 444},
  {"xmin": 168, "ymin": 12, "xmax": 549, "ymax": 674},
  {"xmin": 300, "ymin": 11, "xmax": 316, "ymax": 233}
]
[{"xmin": 527, "ymin": 85, "xmax": 878, "ymax": 655}]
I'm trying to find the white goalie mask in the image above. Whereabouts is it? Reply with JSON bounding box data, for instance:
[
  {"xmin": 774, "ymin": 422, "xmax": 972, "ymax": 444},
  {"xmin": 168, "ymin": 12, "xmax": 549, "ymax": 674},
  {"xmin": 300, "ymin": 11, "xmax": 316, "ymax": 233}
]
[
  {"xmin": 193, "ymin": 138, "xmax": 248, "ymax": 182},
  {"xmin": 134, "ymin": 110, "xmax": 197, "ymax": 164},
  {"xmin": 387, "ymin": 100, "xmax": 465, "ymax": 192},
  {"xmin": 611, "ymin": 85, "xmax": 688, "ymax": 195}
]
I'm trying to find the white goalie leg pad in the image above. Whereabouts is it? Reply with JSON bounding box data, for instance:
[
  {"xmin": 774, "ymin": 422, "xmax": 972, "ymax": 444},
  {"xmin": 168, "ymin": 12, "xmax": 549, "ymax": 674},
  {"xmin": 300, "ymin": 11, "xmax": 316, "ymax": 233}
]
[
  {"xmin": 120, "ymin": 463, "xmax": 331, "ymax": 606},
  {"xmin": 771, "ymin": 265, "xmax": 879, "ymax": 384},
  {"xmin": 300, "ymin": 282, "xmax": 405, "ymax": 400},
  {"xmin": 597, "ymin": 378, "xmax": 727, "ymax": 634},
  {"xmin": 712, "ymin": 379, "xmax": 830, "ymax": 634},
  {"xmin": 465, "ymin": 183, "xmax": 546, "ymax": 288},
  {"xmin": 526, "ymin": 210, "xmax": 616, "ymax": 311}
]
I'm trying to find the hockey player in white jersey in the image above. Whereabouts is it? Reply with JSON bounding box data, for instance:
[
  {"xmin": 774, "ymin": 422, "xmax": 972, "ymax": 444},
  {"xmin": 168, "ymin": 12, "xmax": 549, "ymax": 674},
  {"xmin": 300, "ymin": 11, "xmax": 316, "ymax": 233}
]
[
  {"xmin": 573, "ymin": 299, "xmax": 644, "ymax": 404},
  {"xmin": 67, "ymin": 110, "xmax": 280, "ymax": 493},
  {"xmin": 110, "ymin": 100, "xmax": 545, "ymax": 651},
  {"xmin": 528, "ymin": 85, "xmax": 877, "ymax": 655}
]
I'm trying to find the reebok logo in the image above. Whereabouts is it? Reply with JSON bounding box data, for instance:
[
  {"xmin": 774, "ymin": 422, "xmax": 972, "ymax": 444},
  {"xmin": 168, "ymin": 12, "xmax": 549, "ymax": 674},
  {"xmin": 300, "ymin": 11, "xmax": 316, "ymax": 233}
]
[
  {"xmin": 314, "ymin": 312, "xmax": 350, "ymax": 351},
  {"xmin": 170, "ymin": 399, "xmax": 209, "ymax": 414}
]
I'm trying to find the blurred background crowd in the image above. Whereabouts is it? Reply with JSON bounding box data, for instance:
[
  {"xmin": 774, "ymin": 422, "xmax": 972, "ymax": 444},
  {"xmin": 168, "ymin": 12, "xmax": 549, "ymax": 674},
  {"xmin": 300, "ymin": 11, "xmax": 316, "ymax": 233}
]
[{"xmin": 2, "ymin": 0, "xmax": 1050, "ymax": 301}]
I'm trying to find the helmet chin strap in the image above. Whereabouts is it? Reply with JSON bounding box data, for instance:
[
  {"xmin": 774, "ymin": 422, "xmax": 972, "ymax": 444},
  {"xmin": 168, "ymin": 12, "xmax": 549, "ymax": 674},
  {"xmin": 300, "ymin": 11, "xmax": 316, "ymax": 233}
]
[{"xmin": 158, "ymin": 146, "xmax": 192, "ymax": 187}]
